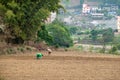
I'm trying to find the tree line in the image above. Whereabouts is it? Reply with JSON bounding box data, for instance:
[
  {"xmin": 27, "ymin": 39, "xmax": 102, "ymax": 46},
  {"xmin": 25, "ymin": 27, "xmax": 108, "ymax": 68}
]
[{"xmin": 0, "ymin": 0, "xmax": 73, "ymax": 47}]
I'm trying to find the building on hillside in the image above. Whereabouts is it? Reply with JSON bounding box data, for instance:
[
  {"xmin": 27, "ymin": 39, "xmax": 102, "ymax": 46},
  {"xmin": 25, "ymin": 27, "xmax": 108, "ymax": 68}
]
[
  {"xmin": 117, "ymin": 16, "xmax": 120, "ymax": 32},
  {"xmin": 87, "ymin": 2, "xmax": 101, "ymax": 13},
  {"xmin": 82, "ymin": 2, "xmax": 101, "ymax": 14},
  {"xmin": 82, "ymin": 4, "xmax": 91, "ymax": 14}
]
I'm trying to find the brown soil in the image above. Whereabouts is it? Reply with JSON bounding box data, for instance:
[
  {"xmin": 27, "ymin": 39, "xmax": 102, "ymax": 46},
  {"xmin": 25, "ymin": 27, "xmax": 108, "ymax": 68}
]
[{"xmin": 0, "ymin": 51, "xmax": 120, "ymax": 80}]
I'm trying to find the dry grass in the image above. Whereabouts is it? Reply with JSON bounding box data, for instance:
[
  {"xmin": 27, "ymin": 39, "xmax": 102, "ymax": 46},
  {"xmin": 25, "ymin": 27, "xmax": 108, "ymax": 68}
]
[{"xmin": 0, "ymin": 51, "xmax": 120, "ymax": 80}]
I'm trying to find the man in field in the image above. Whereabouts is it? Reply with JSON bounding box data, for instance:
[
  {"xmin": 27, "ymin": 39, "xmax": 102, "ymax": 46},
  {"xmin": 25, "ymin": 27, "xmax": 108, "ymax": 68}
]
[
  {"xmin": 47, "ymin": 47, "xmax": 52, "ymax": 55},
  {"xmin": 36, "ymin": 53, "xmax": 43, "ymax": 59}
]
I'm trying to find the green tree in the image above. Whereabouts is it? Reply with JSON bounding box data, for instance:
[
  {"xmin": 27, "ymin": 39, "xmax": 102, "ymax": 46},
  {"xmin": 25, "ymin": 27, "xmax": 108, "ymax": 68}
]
[
  {"xmin": 47, "ymin": 20, "xmax": 73, "ymax": 47},
  {"xmin": 90, "ymin": 29, "xmax": 98, "ymax": 41},
  {"xmin": 37, "ymin": 25, "xmax": 53, "ymax": 45},
  {"xmin": 0, "ymin": 0, "xmax": 63, "ymax": 42},
  {"xmin": 102, "ymin": 28, "xmax": 114, "ymax": 53},
  {"xmin": 69, "ymin": 27, "xmax": 77, "ymax": 35}
]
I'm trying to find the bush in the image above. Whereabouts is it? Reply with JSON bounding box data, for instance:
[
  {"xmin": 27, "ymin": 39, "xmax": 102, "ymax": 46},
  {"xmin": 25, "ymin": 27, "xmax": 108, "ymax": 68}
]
[
  {"xmin": 46, "ymin": 20, "xmax": 73, "ymax": 47},
  {"xmin": 77, "ymin": 45, "xmax": 83, "ymax": 51},
  {"xmin": 16, "ymin": 47, "xmax": 24, "ymax": 53},
  {"xmin": 116, "ymin": 44, "xmax": 120, "ymax": 50},
  {"xmin": 99, "ymin": 48, "xmax": 105, "ymax": 53},
  {"xmin": 26, "ymin": 47, "xmax": 32, "ymax": 51},
  {"xmin": 6, "ymin": 48, "xmax": 16, "ymax": 54},
  {"xmin": 55, "ymin": 44, "xmax": 59, "ymax": 49},
  {"xmin": 64, "ymin": 48, "xmax": 68, "ymax": 51},
  {"xmin": 89, "ymin": 46, "xmax": 94, "ymax": 52},
  {"xmin": 109, "ymin": 46, "xmax": 118, "ymax": 54},
  {"xmin": 20, "ymin": 48, "xmax": 24, "ymax": 53}
]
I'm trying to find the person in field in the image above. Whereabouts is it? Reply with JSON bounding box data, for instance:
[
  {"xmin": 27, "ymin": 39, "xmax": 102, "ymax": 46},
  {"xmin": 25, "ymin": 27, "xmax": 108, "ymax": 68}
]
[
  {"xmin": 36, "ymin": 53, "xmax": 43, "ymax": 59},
  {"xmin": 47, "ymin": 47, "xmax": 52, "ymax": 55}
]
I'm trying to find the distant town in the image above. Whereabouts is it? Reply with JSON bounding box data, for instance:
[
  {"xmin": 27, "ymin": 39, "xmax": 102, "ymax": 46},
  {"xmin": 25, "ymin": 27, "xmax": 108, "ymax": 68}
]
[{"xmin": 59, "ymin": 0, "xmax": 120, "ymax": 32}]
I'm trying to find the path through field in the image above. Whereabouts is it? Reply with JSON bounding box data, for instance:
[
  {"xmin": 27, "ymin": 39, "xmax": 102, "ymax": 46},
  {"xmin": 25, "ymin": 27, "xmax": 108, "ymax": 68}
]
[{"xmin": 0, "ymin": 51, "xmax": 120, "ymax": 80}]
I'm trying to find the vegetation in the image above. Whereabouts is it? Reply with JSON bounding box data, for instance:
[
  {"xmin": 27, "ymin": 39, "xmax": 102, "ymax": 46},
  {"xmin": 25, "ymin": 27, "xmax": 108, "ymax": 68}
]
[
  {"xmin": 90, "ymin": 29, "xmax": 98, "ymax": 41},
  {"xmin": 37, "ymin": 25, "xmax": 53, "ymax": 45},
  {"xmin": 46, "ymin": 20, "xmax": 73, "ymax": 47},
  {"xmin": 109, "ymin": 46, "xmax": 118, "ymax": 54},
  {"xmin": 0, "ymin": 0, "xmax": 63, "ymax": 43},
  {"xmin": 101, "ymin": 28, "xmax": 114, "ymax": 53},
  {"xmin": 69, "ymin": 27, "xmax": 78, "ymax": 35}
]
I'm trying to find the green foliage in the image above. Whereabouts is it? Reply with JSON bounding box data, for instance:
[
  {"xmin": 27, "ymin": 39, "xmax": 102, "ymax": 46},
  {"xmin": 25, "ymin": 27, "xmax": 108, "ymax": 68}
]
[
  {"xmin": 78, "ymin": 37, "xmax": 81, "ymax": 43},
  {"xmin": 90, "ymin": 29, "xmax": 98, "ymax": 41},
  {"xmin": 37, "ymin": 25, "xmax": 53, "ymax": 45},
  {"xmin": 116, "ymin": 44, "xmax": 120, "ymax": 50},
  {"xmin": 89, "ymin": 46, "xmax": 94, "ymax": 52},
  {"xmin": 5, "ymin": 10, "xmax": 16, "ymax": 21},
  {"xmin": 102, "ymin": 28, "xmax": 114, "ymax": 43},
  {"xmin": 109, "ymin": 46, "xmax": 118, "ymax": 54},
  {"xmin": 47, "ymin": 20, "xmax": 73, "ymax": 47},
  {"xmin": 0, "ymin": 0, "xmax": 63, "ymax": 41},
  {"xmin": 77, "ymin": 45, "xmax": 83, "ymax": 51},
  {"xmin": 99, "ymin": 28, "xmax": 114, "ymax": 53},
  {"xmin": 26, "ymin": 47, "xmax": 32, "ymax": 51},
  {"xmin": 64, "ymin": 48, "xmax": 68, "ymax": 51},
  {"xmin": 99, "ymin": 48, "xmax": 105, "ymax": 53},
  {"xmin": 0, "ymin": 3, "xmax": 7, "ymax": 16},
  {"xmin": 6, "ymin": 48, "xmax": 16, "ymax": 54},
  {"xmin": 113, "ymin": 35, "xmax": 120, "ymax": 45},
  {"xmin": 109, "ymin": 43, "xmax": 120, "ymax": 55},
  {"xmin": 17, "ymin": 47, "xmax": 25, "ymax": 53},
  {"xmin": 69, "ymin": 27, "xmax": 78, "ymax": 35},
  {"xmin": 54, "ymin": 44, "xmax": 59, "ymax": 49},
  {"xmin": 20, "ymin": 47, "xmax": 24, "ymax": 53}
]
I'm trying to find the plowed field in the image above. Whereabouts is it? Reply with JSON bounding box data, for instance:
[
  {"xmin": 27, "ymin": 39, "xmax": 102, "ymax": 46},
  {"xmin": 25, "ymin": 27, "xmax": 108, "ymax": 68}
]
[{"xmin": 0, "ymin": 51, "xmax": 120, "ymax": 80}]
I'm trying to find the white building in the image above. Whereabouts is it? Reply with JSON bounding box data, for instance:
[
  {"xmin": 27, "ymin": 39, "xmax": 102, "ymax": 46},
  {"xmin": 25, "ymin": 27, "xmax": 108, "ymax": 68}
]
[
  {"xmin": 117, "ymin": 16, "xmax": 120, "ymax": 32},
  {"xmin": 82, "ymin": 4, "xmax": 91, "ymax": 14},
  {"xmin": 82, "ymin": 2, "xmax": 100, "ymax": 14}
]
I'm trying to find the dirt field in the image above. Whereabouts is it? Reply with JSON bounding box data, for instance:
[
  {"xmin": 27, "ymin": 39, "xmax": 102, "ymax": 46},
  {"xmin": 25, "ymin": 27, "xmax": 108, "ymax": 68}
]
[{"xmin": 0, "ymin": 51, "xmax": 120, "ymax": 80}]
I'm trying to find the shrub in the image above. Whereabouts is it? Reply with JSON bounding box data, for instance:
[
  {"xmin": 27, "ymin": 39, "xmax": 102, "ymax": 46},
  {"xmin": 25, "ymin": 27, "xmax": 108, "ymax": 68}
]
[
  {"xmin": 89, "ymin": 46, "xmax": 94, "ymax": 52},
  {"xmin": 55, "ymin": 44, "xmax": 59, "ymax": 49},
  {"xmin": 116, "ymin": 44, "xmax": 120, "ymax": 50},
  {"xmin": 6, "ymin": 48, "xmax": 16, "ymax": 54},
  {"xmin": 20, "ymin": 47, "xmax": 25, "ymax": 53},
  {"xmin": 46, "ymin": 20, "xmax": 73, "ymax": 47},
  {"xmin": 109, "ymin": 46, "xmax": 118, "ymax": 54},
  {"xmin": 6, "ymin": 48, "xmax": 13, "ymax": 54},
  {"xmin": 77, "ymin": 45, "xmax": 83, "ymax": 51},
  {"xmin": 64, "ymin": 48, "xmax": 68, "ymax": 51},
  {"xmin": 99, "ymin": 48, "xmax": 105, "ymax": 53},
  {"xmin": 26, "ymin": 47, "xmax": 32, "ymax": 51}
]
